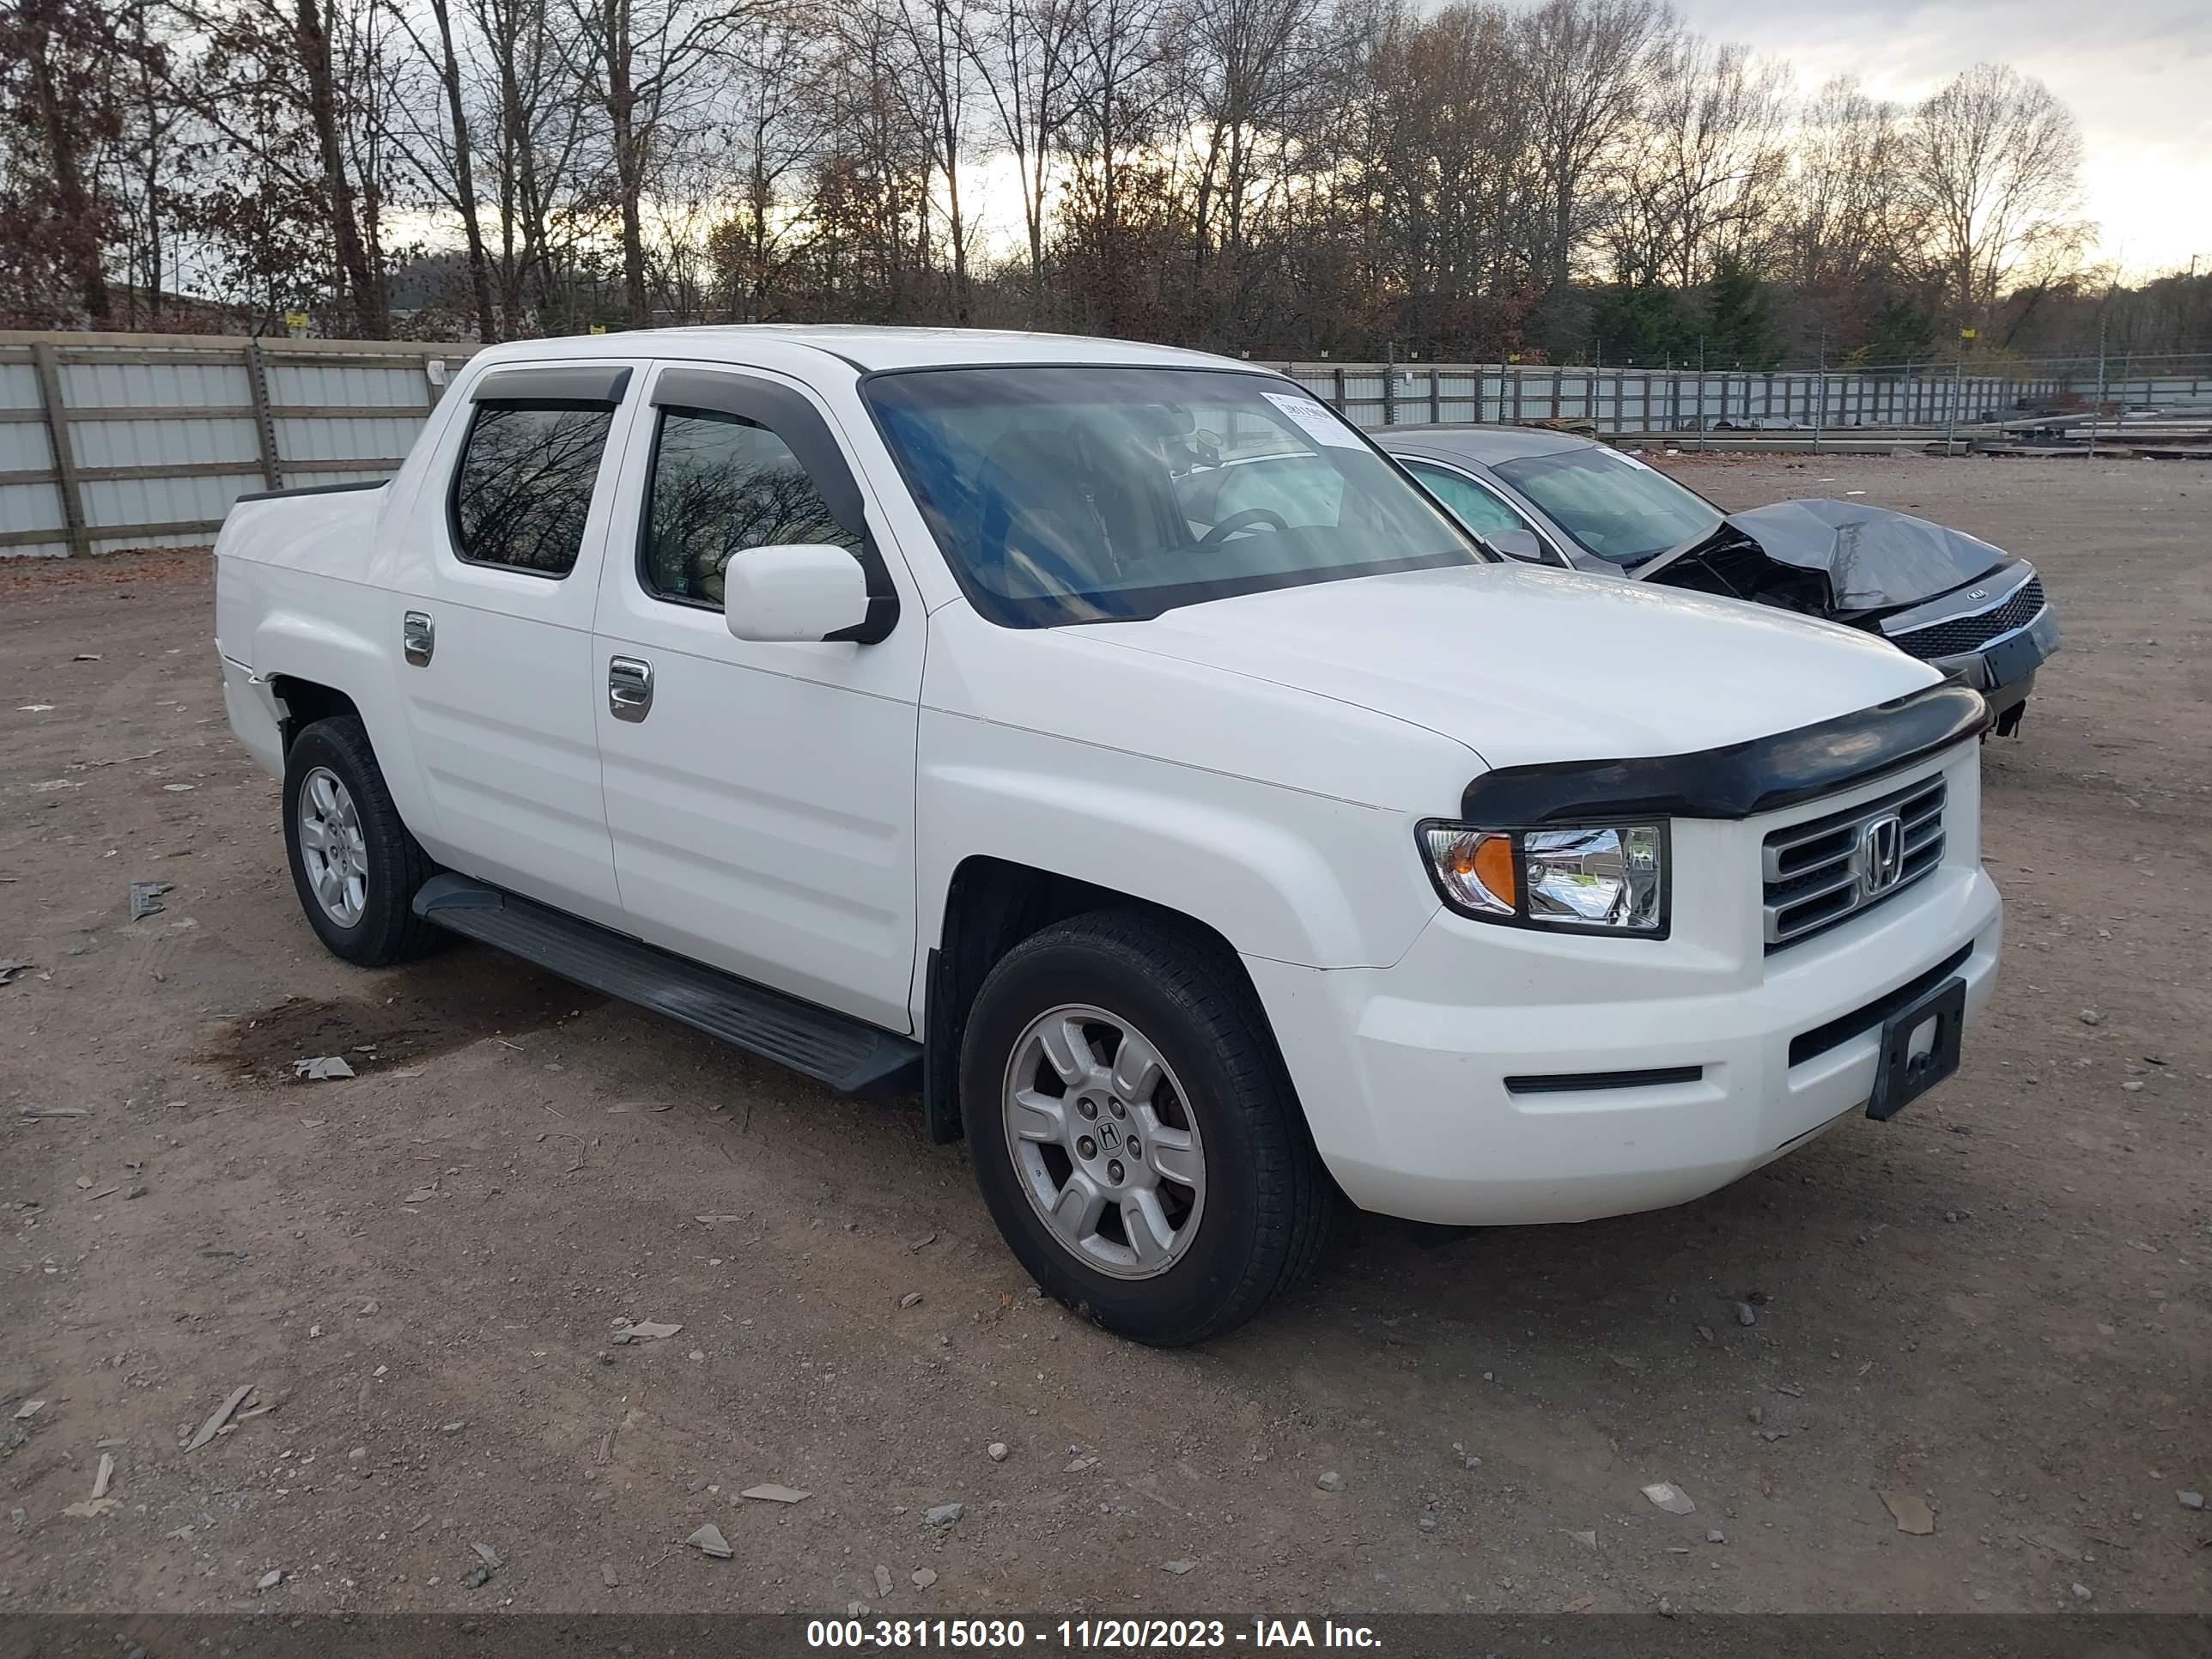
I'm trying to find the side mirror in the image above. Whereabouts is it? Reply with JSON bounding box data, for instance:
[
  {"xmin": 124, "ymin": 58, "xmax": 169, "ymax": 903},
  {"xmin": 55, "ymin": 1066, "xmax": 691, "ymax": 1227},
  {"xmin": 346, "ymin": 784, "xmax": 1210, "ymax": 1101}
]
[
  {"xmin": 1486, "ymin": 527, "xmax": 1547, "ymax": 563},
  {"xmin": 724, "ymin": 544, "xmax": 872, "ymax": 643}
]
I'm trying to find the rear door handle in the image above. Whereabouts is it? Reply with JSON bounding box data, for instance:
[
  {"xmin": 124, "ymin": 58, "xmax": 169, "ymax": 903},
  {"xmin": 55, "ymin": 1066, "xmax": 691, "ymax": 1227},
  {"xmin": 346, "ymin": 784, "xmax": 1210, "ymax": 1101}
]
[
  {"xmin": 403, "ymin": 611, "xmax": 434, "ymax": 665},
  {"xmin": 608, "ymin": 656, "xmax": 653, "ymax": 721}
]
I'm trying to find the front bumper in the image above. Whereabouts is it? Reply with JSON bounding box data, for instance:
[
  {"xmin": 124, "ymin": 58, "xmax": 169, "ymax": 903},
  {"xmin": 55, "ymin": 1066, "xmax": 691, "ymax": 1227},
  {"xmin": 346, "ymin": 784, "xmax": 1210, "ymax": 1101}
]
[
  {"xmin": 1928, "ymin": 605, "xmax": 2060, "ymax": 717},
  {"xmin": 1249, "ymin": 752, "xmax": 2002, "ymax": 1226}
]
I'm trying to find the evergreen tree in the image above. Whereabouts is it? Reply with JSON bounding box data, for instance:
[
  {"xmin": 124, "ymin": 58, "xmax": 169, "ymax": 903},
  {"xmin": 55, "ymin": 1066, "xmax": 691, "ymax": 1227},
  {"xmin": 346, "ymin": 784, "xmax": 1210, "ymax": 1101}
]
[
  {"xmin": 1705, "ymin": 251, "xmax": 1775, "ymax": 368},
  {"xmin": 1592, "ymin": 281, "xmax": 1696, "ymax": 367}
]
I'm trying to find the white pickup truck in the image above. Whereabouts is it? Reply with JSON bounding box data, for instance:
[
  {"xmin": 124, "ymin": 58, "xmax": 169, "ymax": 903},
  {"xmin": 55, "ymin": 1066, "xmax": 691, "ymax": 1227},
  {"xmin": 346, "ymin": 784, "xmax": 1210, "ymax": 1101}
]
[{"xmin": 216, "ymin": 327, "xmax": 2002, "ymax": 1344}]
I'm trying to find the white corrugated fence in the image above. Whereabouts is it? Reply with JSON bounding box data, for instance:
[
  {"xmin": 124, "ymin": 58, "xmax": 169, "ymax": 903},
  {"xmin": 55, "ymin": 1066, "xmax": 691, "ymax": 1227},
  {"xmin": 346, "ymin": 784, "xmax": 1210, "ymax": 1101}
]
[{"xmin": 5, "ymin": 330, "xmax": 2195, "ymax": 557}]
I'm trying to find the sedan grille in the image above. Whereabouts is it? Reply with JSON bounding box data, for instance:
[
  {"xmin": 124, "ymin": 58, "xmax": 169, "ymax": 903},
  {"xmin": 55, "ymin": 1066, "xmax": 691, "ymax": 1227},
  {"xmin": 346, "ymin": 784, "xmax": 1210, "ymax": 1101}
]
[
  {"xmin": 1763, "ymin": 776, "xmax": 1946, "ymax": 951},
  {"xmin": 1887, "ymin": 578, "xmax": 2045, "ymax": 660}
]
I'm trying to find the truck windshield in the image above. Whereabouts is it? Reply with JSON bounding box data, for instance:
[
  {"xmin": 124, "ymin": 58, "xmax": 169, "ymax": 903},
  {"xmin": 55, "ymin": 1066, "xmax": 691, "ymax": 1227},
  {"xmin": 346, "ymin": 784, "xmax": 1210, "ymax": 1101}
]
[
  {"xmin": 866, "ymin": 366, "xmax": 1481, "ymax": 626},
  {"xmin": 1492, "ymin": 447, "xmax": 1724, "ymax": 568}
]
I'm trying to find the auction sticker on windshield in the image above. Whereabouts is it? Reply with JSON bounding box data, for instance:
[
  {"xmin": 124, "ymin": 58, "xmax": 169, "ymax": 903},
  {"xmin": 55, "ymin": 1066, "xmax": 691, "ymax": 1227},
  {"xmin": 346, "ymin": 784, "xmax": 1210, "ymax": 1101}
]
[{"xmin": 1262, "ymin": 391, "xmax": 1364, "ymax": 448}]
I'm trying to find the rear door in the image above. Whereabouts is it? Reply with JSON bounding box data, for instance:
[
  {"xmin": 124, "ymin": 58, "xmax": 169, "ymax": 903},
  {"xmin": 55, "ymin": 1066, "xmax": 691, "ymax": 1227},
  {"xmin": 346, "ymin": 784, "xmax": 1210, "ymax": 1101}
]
[
  {"xmin": 589, "ymin": 361, "xmax": 924, "ymax": 1032},
  {"xmin": 386, "ymin": 361, "xmax": 638, "ymax": 927}
]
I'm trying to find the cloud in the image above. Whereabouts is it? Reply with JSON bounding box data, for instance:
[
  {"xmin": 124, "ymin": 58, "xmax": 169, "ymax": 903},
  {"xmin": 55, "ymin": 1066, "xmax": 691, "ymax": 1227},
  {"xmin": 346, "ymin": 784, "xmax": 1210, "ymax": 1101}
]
[{"xmin": 1504, "ymin": 0, "xmax": 2212, "ymax": 275}]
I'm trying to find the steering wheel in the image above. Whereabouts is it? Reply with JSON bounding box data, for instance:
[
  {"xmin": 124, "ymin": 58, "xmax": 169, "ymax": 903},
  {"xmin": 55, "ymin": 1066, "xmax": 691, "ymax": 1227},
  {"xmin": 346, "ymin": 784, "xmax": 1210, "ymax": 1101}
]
[{"xmin": 1199, "ymin": 507, "xmax": 1290, "ymax": 547}]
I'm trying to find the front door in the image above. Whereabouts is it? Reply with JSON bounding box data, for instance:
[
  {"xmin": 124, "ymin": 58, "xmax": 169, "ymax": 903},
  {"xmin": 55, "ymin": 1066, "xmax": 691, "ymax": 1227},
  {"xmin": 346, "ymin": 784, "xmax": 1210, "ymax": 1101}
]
[
  {"xmin": 387, "ymin": 361, "xmax": 637, "ymax": 926},
  {"xmin": 591, "ymin": 362, "xmax": 923, "ymax": 1033}
]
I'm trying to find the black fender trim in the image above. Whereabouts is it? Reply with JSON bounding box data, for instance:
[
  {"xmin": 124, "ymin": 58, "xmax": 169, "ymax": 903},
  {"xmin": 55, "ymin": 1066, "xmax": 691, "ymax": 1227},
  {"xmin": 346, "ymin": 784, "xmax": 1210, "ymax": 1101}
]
[
  {"xmin": 1460, "ymin": 682, "xmax": 1990, "ymax": 825},
  {"xmin": 234, "ymin": 479, "xmax": 389, "ymax": 504}
]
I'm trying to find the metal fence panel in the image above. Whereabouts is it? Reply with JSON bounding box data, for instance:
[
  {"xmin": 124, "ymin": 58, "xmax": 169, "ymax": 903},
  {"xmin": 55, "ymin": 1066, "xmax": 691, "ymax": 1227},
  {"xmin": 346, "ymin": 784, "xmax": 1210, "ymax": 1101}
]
[
  {"xmin": 273, "ymin": 413, "xmax": 425, "ymax": 468},
  {"xmin": 0, "ymin": 331, "xmax": 482, "ymax": 556},
  {"xmin": 70, "ymin": 416, "xmax": 262, "ymax": 470}
]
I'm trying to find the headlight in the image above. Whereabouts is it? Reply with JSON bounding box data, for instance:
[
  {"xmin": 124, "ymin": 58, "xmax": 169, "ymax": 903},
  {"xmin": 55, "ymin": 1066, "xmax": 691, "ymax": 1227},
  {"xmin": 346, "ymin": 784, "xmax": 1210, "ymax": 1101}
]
[{"xmin": 1419, "ymin": 821, "xmax": 1668, "ymax": 936}]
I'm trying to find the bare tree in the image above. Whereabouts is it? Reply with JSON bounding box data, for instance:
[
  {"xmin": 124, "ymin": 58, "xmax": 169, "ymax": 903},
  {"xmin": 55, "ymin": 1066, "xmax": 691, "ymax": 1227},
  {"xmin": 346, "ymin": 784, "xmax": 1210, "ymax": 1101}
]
[
  {"xmin": 465, "ymin": 0, "xmax": 592, "ymax": 325},
  {"xmin": 566, "ymin": 0, "xmax": 753, "ymax": 325},
  {"xmin": 969, "ymin": 0, "xmax": 1079, "ymax": 320},
  {"xmin": 161, "ymin": 0, "xmax": 397, "ymax": 334},
  {"xmin": 1904, "ymin": 61, "xmax": 2087, "ymax": 325},
  {"xmin": 381, "ymin": 0, "xmax": 500, "ymax": 338},
  {"xmin": 1349, "ymin": 0, "xmax": 1534, "ymax": 341},
  {"xmin": 1785, "ymin": 76, "xmax": 1917, "ymax": 294},
  {"xmin": 878, "ymin": 0, "xmax": 981, "ymax": 322},
  {"xmin": 1058, "ymin": 0, "xmax": 1176, "ymax": 333},
  {"xmin": 1515, "ymin": 0, "xmax": 1667, "ymax": 304},
  {"xmin": 0, "ymin": 0, "xmax": 123, "ymax": 324},
  {"xmin": 1180, "ymin": 0, "xmax": 1326, "ymax": 320},
  {"xmin": 1603, "ymin": 34, "xmax": 1790, "ymax": 289},
  {"xmin": 708, "ymin": 9, "xmax": 828, "ymax": 320}
]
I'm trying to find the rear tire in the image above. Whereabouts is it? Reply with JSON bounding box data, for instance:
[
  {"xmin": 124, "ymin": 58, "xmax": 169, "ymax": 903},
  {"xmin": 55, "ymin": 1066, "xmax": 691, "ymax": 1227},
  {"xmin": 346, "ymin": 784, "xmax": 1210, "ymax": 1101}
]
[
  {"xmin": 283, "ymin": 715, "xmax": 444, "ymax": 966},
  {"xmin": 960, "ymin": 908, "xmax": 1336, "ymax": 1346}
]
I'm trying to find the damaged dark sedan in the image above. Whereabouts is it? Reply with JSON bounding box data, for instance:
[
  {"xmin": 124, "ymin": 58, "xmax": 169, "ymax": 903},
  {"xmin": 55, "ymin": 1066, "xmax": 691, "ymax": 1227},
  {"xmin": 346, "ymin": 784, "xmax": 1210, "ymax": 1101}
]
[{"xmin": 1386, "ymin": 425, "xmax": 2059, "ymax": 734}]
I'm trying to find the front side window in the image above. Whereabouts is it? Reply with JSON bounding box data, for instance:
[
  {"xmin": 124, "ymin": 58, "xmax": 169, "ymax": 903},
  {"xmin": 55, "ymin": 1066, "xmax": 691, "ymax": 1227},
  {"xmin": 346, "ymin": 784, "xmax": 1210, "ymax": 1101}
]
[
  {"xmin": 1491, "ymin": 447, "xmax": 1723, "ymax": 568},
  {"xmin": 643, "ymin": 409, "xmax": 862, "ymax": 607},
  {"xmin": 451, "ymin": 403, "xmax": 615, "ymax": 576},
  {"xmin": 865, "ymin": 366, "xmax": 1481, "ymax": 627}
]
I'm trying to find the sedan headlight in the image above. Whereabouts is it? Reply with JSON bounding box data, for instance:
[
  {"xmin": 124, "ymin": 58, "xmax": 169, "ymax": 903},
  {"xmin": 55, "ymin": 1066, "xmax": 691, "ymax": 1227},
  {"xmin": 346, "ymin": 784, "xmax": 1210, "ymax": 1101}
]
[{"xmin": 1419, "ymin": 821, "xmax": 1668, "ymax": 936}]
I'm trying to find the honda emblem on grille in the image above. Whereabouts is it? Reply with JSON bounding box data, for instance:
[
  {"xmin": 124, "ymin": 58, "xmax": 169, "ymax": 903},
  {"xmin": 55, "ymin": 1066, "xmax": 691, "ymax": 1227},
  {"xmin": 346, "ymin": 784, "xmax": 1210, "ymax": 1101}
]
[{"xmin": 1856, "ymin": 812, "xmax": 1906, "ymax": 897}]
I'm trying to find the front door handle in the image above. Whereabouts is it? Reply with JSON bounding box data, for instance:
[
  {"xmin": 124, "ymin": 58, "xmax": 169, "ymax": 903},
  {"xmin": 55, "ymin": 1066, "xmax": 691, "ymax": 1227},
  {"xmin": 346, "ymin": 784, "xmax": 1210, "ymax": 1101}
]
[
  {"xmin": 403, "ymin": 610, "xmax": 434, "ymax": 665},
  {"xmin": 608, "ymin": 656, "xmax": 653, "ymax": 721}
]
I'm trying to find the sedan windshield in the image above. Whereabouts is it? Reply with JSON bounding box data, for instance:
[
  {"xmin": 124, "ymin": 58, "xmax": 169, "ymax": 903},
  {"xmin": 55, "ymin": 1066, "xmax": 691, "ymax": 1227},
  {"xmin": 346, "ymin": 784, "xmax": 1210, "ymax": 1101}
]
[
  {"xmin": 865, "ymin": 366, "xmax": 1481, "ymax": 626},
  {"xmin": 1492, "ymin": 447, "xmax": 1723, "ymax": 568}
]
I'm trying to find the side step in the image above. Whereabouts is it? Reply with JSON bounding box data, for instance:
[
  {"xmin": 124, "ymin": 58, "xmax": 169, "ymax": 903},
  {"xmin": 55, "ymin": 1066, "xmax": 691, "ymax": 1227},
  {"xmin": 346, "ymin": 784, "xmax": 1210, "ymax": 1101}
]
[{"xmin": 412, "ymin": 874, "xmax": 921, "ymax": 1093}]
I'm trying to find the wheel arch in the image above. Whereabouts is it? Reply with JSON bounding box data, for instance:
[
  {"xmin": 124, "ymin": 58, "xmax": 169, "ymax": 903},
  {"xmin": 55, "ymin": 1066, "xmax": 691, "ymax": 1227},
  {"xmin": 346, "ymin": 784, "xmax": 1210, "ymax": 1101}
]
[
  {"xmin": 921, "ymin": 855, "xmax": 1279, "ymax": 1146},
  {"xmin": 266, "ymin": 675, "xmax": 362, "ymax": 753}
]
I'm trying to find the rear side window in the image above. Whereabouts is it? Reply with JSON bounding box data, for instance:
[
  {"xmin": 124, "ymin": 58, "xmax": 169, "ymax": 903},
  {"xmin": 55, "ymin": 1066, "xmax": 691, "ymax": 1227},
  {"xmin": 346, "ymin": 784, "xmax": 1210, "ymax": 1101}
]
[
  {"xmin": 451, "ymin": 404, "xmax": 615, "ymax": 576},
  {"xmin": 643, "ymin": 408, "xmax": 862, "ymax": 607},
  {"xmin": 1402, "ymin": 460, "xmax": 1530, "ymax": 539}
]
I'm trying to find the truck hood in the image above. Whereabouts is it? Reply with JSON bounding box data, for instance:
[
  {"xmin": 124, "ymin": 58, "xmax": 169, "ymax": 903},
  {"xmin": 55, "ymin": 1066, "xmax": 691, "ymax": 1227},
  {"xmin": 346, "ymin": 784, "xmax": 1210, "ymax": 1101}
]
[
  {"xmin": 1637, "ymin": 497, "xmax": 2008, "ymax": 612},
  {"xmin": 1096, "ymin": 562, "xmax": 1938, "ymax": 770}
]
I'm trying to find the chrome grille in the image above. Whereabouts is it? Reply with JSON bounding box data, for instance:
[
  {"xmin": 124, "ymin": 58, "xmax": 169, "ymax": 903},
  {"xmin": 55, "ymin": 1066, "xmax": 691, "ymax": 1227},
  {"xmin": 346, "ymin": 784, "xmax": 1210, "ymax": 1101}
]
[
  {"xmin": 1887, "ymin": 578, "xmax": 2045, "ymax": 660},
  {"xmin": 1763, "ymin": 776, "xmax": 1946, "ymax": 951}
]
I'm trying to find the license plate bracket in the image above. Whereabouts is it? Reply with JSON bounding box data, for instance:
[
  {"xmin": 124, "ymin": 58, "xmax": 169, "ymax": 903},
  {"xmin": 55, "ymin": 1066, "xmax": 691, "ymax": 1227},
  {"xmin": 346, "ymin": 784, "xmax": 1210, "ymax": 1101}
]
[
  {"xmin": 1866, "ymin": 976, "xmax": 1966, "ymax": 1121},
  {"xmin": 1984, "ymin": 630, "xmax": 2043, "ymax": 688}
]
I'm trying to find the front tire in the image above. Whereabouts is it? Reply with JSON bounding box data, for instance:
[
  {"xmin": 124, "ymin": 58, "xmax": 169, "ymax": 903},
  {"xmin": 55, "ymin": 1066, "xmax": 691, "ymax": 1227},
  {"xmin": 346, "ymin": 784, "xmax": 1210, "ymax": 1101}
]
[
  {"xmin": 960, "ymin": 909, "xmax": 1335, "ymax": 1346},
  {"xmin": 283, "ymin": 715, "xmax": 443, "ymax": 966}
]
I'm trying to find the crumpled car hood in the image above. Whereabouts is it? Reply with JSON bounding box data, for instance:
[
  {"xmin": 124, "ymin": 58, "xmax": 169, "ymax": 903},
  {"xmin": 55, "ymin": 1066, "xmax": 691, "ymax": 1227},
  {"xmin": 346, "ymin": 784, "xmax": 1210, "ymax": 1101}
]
[{"xmin": 1638, "ymin": 498, "xmax": 2009, "ymax": 612}]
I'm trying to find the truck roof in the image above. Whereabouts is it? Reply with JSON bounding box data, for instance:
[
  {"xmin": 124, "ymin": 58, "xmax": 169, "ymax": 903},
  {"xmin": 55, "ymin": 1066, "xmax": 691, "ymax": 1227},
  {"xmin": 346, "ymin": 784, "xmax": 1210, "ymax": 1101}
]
[{"xmin": 474, "ymin": 325, "xmax": 1249, "ymax": 375}]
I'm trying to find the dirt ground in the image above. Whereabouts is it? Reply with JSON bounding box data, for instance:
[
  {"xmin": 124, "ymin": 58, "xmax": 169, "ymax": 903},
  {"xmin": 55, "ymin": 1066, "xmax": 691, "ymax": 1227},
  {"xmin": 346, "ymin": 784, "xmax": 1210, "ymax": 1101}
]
[{"xmin": 1, "ymin": 453, "xmax": 2207, "ymax": 1620}]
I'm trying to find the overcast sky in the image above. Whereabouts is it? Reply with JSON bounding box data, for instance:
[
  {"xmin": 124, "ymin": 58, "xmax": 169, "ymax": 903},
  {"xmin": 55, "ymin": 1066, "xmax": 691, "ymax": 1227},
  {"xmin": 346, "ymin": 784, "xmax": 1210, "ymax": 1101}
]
[{"xmin": 1619, "ymin": 0, "xmax": 2212, "ymax": 277}]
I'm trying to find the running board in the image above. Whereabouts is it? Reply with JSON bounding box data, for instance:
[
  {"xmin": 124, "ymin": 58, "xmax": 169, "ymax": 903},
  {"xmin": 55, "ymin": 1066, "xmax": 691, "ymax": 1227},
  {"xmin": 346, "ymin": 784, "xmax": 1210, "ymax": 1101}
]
[{"xmin": 412, "ymin": 874, "xmax": 921, "ymax": 1093}]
